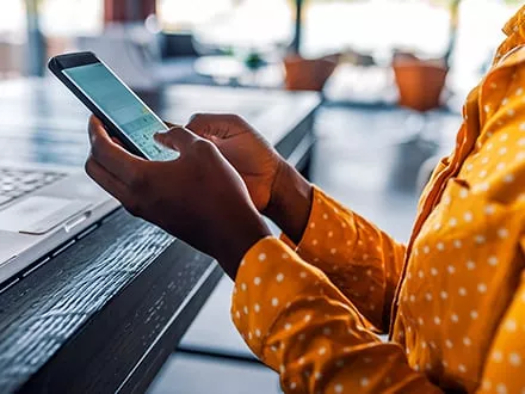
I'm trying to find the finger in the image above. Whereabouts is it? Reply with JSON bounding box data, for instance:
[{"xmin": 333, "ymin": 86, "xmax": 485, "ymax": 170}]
[
  {"xmin": 153, "ymin": 126, "xmax": 199, "ymax": 153},
  {"xmin": 111, "ymin": 136, "xmax": 125, "ymax": 148},
  {"xmin": 186, "ymin": 113, "xmax": 244, "ymax": 139},
  {"xmin": 85, "ymin": 156, "xmax": 133, "ymax": 206},
  {"xmin": 163, "ymin": 120, "xmax": 183, "ymax": 129},
  {"xmin": 88, "ymin": 116, "xmax": 147, "ymax": 184}
]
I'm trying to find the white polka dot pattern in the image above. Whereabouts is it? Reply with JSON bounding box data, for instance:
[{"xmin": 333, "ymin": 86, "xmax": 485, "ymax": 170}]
[
  {"xmin": 230, "ymin": 17, "xmax": 525, "ymax": 392},
  {"xmin": 233, "ymin": 237, "xmax": 441, "ymax": 393}
]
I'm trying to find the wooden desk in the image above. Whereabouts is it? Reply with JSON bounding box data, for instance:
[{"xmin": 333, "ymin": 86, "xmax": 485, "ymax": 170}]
[{"xmin": 0, "ymin": 79, "xmax": 321, "ymax": 394}]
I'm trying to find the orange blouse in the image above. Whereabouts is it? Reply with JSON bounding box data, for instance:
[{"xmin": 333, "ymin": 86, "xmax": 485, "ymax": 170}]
[{"xmin": 232, "ymin": 7, "xmax": 525, "ymax": 394}]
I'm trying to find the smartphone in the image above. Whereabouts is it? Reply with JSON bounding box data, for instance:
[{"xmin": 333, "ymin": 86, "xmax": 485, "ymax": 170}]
[{"xmin": 48, "ymin": 51, "xmax": 178, "ymax": 161}]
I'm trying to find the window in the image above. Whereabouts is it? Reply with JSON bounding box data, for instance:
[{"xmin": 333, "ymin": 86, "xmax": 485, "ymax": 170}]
[
  {"xmin": 0, "ymin": 0, "xmax": 103, "ymax": 78},
  {"xmin": 40, "ymin": 0, "xmax": 104, "ymax": 36},
  {"xmin": 157, "ymin": 0, "xmax": 294, "ymax": 50},
  {"xmin": 158, "ymin": 0, "xmax": 237, "ymax": 31},
  {"xmin": 0, "ymin": 0, "xmax": 25, "ymax": 35},
  {"xmin": 302, "ymin": 0, "xmax": 519, "ymax": 63},
  {"xmin": 450, "ymin": 0, "xmax": 520, "ymax": 90},
  {"xmin": 302, "ymin": 0, "xmax": 451, "ymax": 59},
  {"xmin": 0, "ymin": 0, "xmax": 103, "ymax": 39},
  {"xmin": 302, "ymin": 0, "xmax": 520, "ymax": 92}
]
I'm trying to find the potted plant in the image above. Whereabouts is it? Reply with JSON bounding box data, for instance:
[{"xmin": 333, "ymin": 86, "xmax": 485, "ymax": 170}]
[
  {"xmin": 391, "ymin": 0, "xmax": 456, "ymax": 112},
  {"xmin": 283, "ymin": 53, "xmax": 339, "ymax": 92},
  {"xmin": 394, "ymin": 0, "xmax": 521, "ymax": 112}
]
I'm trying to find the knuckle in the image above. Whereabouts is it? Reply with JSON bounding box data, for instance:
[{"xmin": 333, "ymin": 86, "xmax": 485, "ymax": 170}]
[
  {"xmin": 187, "ymin": 113, "xmax": 212, "ymax": 134},
  {"xmin": 188, "ymin": 113, "xmax": 206, "ymax": 124},
  {"xmin": 224, "ymin": 113, "xmax": 240, "ymax": 121},
  {"xmin": 168, "ymin": 126, "xmax": 183, "ymax": 135},
  {"xmin": 225, "ymin": 113, "xmax": 244, "ymax": 124},
  {"xmin": 192, "ymin": 138, "xmax": 214, "ymax": 154}
]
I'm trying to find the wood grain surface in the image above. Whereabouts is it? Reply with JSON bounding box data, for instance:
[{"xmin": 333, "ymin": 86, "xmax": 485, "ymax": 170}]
[{"xmin": 0, "ymin": 209, "xmax": 221, "ymax": 393}]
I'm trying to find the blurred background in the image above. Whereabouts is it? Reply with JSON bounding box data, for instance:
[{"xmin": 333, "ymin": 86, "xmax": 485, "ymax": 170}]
[
  {"xmin": 1, "ymin": 0, "xmax": 521, "ymax": 393},
  {"xmin": 2, "ymin": 0, "xmax": 520, "ymax": 96}
]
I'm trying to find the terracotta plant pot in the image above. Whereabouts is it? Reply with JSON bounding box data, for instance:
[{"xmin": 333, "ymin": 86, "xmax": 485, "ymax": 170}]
[
  {"xmin": 283, "ymin": 54, "xmax": 339, "ymax": 92},
  {"xmin": 393, "ymin": 57, "xmax": 448, "ymax": 112}
]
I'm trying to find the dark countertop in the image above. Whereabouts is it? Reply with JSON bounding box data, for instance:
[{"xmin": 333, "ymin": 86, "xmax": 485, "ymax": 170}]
[{"xmin": 0, "ymin": 78, "xmax": 321, "ymax": 393}]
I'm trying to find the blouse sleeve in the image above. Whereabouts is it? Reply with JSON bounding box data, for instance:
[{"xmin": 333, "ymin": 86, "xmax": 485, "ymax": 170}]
[
  {"xmin": 231, "ymin": 237, "xmax": 442, "ymax": 394},
  {"xmin": 475, "ymin": 265, "xmax": 525, "ymax": 393},
  {"xmin": 280, "ymin": 187, "xmax": 406, "ymax": 331}
]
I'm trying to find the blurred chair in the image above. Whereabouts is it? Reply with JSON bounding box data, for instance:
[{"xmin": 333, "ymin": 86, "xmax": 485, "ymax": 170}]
[
  {"xmin": 392, "ymin": 55, "xmax": 448, "ymax": 112},
  {"xmin": 161, "ymin": 33, "xmax": 200, "ymax": 58},
  {"xmin": 390, "ymin": 53, "xmax": 448, "ymax": 192},
  {"xmin": 283, "ymin": 54, "xmax": 339, "ymax": 92}
]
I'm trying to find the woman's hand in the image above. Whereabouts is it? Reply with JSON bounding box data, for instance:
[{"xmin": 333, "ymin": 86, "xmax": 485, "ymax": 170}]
[
  {"xmin": 178, "ymin": 114, "xmax": 313, "ymax": 244},
  {"xmin": 173, "ymin": 114, "xmax": 281, "ymax": 212},
  {"xmin": 85, "ymin": 116, "xmax": 271, "ymax": 279}
]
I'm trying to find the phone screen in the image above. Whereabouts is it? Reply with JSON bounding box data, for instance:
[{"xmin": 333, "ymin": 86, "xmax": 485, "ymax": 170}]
[{"xmin": 62, "ymin": 62, "xmax": 178, "ymax": 161}]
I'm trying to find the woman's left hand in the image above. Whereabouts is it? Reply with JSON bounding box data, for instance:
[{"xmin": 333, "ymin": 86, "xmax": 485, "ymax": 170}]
[{"xmin": 85, "ymin": 116, "xmax": 271, "ymax": 278}]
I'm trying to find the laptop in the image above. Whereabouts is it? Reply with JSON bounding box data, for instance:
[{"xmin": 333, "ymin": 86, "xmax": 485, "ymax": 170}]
[{"xmin": 0, "ymin": 161, "xmax": 119, "ymax": 286}]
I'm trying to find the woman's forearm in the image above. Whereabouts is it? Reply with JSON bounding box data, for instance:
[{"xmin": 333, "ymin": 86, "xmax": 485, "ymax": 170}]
[{"xmin": 264, "ymin": 161, "xmax": 313, "ymax": 244}]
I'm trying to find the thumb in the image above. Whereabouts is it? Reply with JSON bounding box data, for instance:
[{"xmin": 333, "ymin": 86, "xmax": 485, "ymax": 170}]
[
  {"xmin": 154, "ymin": 127, "xmax": 199, "ymax": 153},
  {"xmin": 186, "ymin": 113, "xmax": 244, "ymax": 139}
]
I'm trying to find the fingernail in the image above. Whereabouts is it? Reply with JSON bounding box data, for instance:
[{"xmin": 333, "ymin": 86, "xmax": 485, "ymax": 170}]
[{"xmin": 153, "ymin": 132, "xmax": 165, "ymax": 141}]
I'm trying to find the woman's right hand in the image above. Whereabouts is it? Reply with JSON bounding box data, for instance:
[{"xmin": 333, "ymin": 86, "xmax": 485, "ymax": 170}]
[
  {"xmin": 176, "ymin": 114, "xmax": 282, "ymax": 213},
  {"xmin": 170, "ymin": 114, "xmax": 313, "ymax": 243}
]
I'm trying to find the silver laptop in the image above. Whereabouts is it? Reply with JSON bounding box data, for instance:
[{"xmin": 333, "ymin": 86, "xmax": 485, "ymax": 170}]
[{"xmin": 0, "ymin": 161, "xmax": 118, "ymax": 285}]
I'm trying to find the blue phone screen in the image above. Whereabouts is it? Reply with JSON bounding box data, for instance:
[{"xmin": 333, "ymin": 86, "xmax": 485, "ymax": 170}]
[{"xmin": 63, "ymin": 62, "xmax": 178, "ymax": 161}]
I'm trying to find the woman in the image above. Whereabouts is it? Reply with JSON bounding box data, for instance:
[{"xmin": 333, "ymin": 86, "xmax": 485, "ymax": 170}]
[{"xmin": 86, "ymin": 7, "xmax": 525, "ymax": 393}]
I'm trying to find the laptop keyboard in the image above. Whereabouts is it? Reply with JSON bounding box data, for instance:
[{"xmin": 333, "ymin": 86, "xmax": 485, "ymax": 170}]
[{"xmin": 0, "ymin": 168, "xmax": 67, "ymax": 206}]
